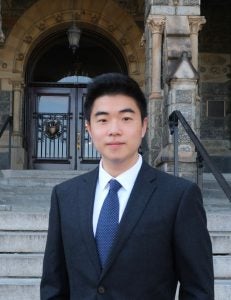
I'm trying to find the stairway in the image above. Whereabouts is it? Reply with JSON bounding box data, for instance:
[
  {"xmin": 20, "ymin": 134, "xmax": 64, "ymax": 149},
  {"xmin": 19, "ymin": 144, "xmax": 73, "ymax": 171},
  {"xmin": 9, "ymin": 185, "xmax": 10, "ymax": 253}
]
[
  {"xmin": 203, "ymin": 173, "xmax": 231, "ymax": 300},
  {"xmin": 0, "ymin": 170, "xmax": 231, "ymax": 300},
  {"xmin": 0, "ymin": 170, "xmax": 82, "ymax": 300}
]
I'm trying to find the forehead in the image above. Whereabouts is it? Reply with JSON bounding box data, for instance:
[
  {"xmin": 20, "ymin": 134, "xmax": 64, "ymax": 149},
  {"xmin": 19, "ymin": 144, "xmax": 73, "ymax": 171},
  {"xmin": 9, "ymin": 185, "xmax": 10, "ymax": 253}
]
[{"xmin": 91, "ymin": 94, "xmax": 140, "ymax": 112}]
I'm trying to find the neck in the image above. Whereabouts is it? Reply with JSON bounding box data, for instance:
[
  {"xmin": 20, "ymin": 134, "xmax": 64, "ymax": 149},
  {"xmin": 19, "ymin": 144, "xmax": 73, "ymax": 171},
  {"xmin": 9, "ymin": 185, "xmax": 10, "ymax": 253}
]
[{"xmin": 101, "ymin": 155, "xmax": 139, "ymax": 177}]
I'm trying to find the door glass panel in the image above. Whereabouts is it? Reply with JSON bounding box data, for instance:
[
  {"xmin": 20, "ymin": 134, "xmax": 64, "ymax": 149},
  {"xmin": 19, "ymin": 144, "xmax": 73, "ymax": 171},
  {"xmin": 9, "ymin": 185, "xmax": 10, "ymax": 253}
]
[
  {"xmin": 35, "ymin": 95, "xmax": 71, "ymax": 160},
  {"xmin": 38, "ymin": 95, "xmax": 69, "ymax": 113}
]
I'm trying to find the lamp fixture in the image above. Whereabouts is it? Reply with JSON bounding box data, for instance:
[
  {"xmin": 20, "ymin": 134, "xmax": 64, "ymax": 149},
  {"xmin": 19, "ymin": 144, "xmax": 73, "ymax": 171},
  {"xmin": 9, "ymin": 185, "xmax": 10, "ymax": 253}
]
[
  {"xmin": 67, "ymin": 22, "xmax": 81, "ymax": 54},
  {"xmin": 67, "ymin": 0, "xmax": 81, "ymax": 54}
]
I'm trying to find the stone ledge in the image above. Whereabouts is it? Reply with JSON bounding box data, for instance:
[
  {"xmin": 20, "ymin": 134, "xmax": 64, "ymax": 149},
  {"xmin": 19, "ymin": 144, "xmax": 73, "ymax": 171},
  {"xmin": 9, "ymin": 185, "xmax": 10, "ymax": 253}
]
[{"xmin": 0, "ymin": 278, "xmax": 40, "ymax": 300}]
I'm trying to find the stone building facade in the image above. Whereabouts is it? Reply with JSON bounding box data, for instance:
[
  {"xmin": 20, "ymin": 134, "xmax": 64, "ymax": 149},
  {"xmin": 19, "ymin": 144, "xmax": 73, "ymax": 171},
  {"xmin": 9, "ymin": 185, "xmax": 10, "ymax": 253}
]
[{"xmin": 0, "ymin": 0, "xmax": 230, "ymax": 177}]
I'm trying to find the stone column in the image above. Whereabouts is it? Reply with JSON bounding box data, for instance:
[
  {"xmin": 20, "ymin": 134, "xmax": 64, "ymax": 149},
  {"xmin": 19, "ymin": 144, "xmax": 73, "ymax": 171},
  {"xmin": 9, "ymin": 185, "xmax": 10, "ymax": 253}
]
[
  {"xmin": 147, "ymin": 16, "xmax": 165, "ymax": 99},
  {"xmin": 12, "ymin": 81, "xmax": 23, "ymax": 133},
  {"xmin": 188, "ymin": 16, "xmax": 206, "ymax": 70},
  {"xmin": 0, "ymin": 0, "xmax": 5, "ymax": 43},
  {"xmin": 11, "ymin": 81, "xmax": 25, "ymax": 169}
]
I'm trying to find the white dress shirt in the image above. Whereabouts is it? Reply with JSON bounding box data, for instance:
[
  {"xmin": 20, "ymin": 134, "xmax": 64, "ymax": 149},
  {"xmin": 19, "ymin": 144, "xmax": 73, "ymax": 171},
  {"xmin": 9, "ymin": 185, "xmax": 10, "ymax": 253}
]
[{"xmin": 92, "ymin": 154, "xmax": 143, "ymax": 235}]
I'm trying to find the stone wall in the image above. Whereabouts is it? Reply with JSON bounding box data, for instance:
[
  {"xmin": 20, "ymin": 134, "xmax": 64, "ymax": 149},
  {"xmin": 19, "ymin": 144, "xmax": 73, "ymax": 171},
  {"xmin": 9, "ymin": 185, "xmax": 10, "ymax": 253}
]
[
  {"xmin": 199, "ymin": 53, "xmax": 231, "ymax": 154},
  {"xmin": 0, "ymin": 90, "xmax": 11, "ymax": 169}
]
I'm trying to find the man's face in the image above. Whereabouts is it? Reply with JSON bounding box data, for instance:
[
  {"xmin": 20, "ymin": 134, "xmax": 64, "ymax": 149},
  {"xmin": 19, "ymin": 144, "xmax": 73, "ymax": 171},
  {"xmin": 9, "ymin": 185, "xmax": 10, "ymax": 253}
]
[{"xmin": 86, "ymin": 94, "xmax": 147, "ymax": 174}]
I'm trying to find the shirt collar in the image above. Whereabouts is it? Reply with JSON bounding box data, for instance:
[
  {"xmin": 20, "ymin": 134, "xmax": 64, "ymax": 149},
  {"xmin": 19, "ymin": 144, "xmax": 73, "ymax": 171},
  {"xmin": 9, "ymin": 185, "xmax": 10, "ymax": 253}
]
[{"xmin": 98, "ymin": 154, "xmax": 143, "ymax": 191}]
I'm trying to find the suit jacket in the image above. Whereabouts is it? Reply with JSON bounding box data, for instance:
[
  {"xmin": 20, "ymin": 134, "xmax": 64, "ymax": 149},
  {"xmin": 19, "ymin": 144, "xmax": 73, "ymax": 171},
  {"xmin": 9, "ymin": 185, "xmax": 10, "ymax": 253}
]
[{"xmin": 40, "ymin": 161, "xmax": 214, "ymax": 300}]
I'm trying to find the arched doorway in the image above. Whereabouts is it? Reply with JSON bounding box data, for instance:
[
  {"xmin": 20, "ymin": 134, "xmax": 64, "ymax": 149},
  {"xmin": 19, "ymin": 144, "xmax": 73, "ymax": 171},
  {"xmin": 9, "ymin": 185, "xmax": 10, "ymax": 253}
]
[{"xmin": 25, "ymin": 29, "xmax": 128, "ymax": 170}]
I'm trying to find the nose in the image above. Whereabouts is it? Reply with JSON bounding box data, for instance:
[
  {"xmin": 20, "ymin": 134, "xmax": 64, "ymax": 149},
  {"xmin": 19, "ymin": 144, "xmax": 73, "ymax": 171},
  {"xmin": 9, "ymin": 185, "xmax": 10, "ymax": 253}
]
[{"xmin": 108, "ymin": 120, "xmax": 121, "ymax": 135}]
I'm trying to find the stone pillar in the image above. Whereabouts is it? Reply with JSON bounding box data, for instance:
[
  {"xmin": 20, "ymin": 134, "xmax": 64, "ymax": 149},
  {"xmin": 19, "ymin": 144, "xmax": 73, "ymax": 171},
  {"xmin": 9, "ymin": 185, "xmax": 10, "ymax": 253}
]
[
  {"xmin": 145, "ymin": 16, "xmax": 166, "ymax": 165},
  {"xmin": 147, "ymin": 16, "xmax": 165, "ymax": 99},
  {"xmin": 156, "ymin": 52, "xmax": 199, "ymax": 181},
  {"xmin": 11, "ymin": 81, "xmax": 25, "ymax": 169},
  {"xmin": 188, "ymin": 16, "xmax": 206, "ymax": 70},
  {"xmin": 0, "ymin": 0, "xmax": 5, "ymax": 43}
]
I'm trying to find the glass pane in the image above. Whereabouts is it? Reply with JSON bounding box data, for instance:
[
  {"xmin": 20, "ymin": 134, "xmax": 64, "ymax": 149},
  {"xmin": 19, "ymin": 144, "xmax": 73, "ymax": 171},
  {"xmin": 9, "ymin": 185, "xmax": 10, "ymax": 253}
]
[
  {"xmin": 58, "ymin": 75, "xmax": 92, "ymax": 84},
  {"xmin": 38, "ymin": 95, "xmax": 69, "ymax": 113}
]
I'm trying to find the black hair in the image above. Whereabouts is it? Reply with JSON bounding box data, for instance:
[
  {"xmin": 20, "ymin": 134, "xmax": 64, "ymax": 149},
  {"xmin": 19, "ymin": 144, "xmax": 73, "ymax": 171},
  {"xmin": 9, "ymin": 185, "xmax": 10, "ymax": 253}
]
[{"xmin": 84, "ymin": 73, "xmax": 147, "ymax": 122}]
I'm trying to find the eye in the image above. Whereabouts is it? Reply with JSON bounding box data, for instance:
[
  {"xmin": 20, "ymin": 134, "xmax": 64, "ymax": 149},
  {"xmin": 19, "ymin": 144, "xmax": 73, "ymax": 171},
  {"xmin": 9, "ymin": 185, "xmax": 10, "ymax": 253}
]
[
  {"xmin": 97, "ymin": 118, "xmax": 107, "ymax": 123},
  {"xmin": 122, "ymin": 116, "xmax": 132, "ymax": 121}
]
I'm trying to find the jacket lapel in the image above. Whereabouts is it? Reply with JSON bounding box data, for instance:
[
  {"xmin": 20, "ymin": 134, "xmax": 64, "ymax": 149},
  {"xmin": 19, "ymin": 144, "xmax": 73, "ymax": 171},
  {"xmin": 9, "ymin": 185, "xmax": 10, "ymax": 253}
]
[
  {"xmin": 76, "ymin": 167, "xmax": 102, "ymax": 276},
  {"xmin": 100, "ymin": 162, "xmax": 158, "ymax": 279}
]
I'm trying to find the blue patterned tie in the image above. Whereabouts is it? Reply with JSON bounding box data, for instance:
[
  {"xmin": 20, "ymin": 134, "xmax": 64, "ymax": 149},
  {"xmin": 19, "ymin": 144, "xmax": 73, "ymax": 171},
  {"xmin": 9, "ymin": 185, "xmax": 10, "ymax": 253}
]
[{"xmin": 96, "ymin": 179, "xmax": 121, "ymax": 267}]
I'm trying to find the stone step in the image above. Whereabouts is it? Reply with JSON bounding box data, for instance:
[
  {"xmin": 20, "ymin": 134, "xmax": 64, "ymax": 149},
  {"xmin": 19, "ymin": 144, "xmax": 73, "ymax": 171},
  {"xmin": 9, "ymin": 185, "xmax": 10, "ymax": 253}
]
[
  {"xmin": 0, "ymin": 231, "xmax": 47, "ymax": 253},
  {"xmin": 214, "ymin": 256, "xmax": 231, "ymax": 279},
  {"xmin": 207, "ymin": 211, "xmax": 231, "ymax": 232},
  {"xmin": 0, "ymin": 170, "xmax": 84, "ymax": 187},
  {"xmin": 0, "ymin": 186, "xmax": 52, "ymax": 211},
  {"xmin": 203, "ymin": 188, "xmax": 230, "ymax": 201},
  {"xmin": 0, "ymin": 230, "xmax": 230, "ymax": 255},
  {"xmin": 207, "ymin": 211, "xmax": 231, "ymax": 254},
  {"xmin": 0, "ymin": 254, "xmax": 43, "ymax": 277},
  {"xmin": 215, "ymin": 280, "xmax": 231, "ymax": 300},
  {"xmin": 0, "ymin": 212, "xmax": 48, "ymax": 230},
  {"xmin": 1, "ymin": 208, "xmax": 231, "ymax": 230},
  {"xmin": 0, "ymin": 210, "xmax": 231, "ymax": 252},
  {"xmin": 210, "ymin": 232, "xmax": 231, "ymax": 254},
  {"xmin": 203, "ymin": 173, "xmax": 231, "ymax": 183},
  {"xmin": 0, "ymin": 278, "xmax": 229, "ymax": 300},
  {"xmin": 202, "ymin": 173, "xmax": 231, "ymax": 203},
  {"xmin": 0, "ymin": 252, "xmax": 229, "ymax": 279},
  {"xmin": 0, "ymin": 278, "xmax": 40, "ymax": 300}
]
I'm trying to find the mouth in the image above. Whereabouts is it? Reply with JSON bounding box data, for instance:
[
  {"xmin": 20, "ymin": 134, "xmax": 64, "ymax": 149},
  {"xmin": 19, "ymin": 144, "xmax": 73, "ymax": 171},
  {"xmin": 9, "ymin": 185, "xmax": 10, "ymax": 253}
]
[{"xmin": 106, "ymin": 142, "xmax": 125, "ymax": 147}]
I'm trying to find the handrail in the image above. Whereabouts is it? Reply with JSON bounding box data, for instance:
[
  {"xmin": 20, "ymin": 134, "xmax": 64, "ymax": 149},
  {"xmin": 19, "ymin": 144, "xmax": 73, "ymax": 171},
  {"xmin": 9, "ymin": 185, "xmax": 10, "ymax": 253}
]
[
  {"xmin": 0, "ymin": 116, "xmax": 12, "ymax": 139},
  {"xmin": 0, "ymin": 116, "xmax": 13, "ymax": 168},
  {"xmin": 169, "ymin": 110, "xmax": 231, "ymax": 202}
]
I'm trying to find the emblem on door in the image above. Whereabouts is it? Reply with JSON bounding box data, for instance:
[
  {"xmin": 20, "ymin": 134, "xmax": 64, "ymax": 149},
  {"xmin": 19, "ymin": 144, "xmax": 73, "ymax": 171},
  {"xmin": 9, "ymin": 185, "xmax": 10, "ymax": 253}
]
[{"xmin": 43, "ymin": 119, "xmax": 63, "ymax": 139}]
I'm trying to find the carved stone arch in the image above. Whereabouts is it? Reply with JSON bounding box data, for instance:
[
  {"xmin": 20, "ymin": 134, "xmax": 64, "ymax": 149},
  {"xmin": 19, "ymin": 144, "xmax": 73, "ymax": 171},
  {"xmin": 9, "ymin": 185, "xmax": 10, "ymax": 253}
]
[{"xmin": 2, "ymin": 0, "xmax": 144, "ymax": 84}]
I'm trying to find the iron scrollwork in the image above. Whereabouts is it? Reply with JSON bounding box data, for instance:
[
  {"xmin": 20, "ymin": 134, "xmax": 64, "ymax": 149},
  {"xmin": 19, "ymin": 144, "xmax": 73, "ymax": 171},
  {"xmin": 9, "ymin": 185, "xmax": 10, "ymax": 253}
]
[{"xmin": 43, "ymin": 118, "xmax": 63, "ymax": 140}]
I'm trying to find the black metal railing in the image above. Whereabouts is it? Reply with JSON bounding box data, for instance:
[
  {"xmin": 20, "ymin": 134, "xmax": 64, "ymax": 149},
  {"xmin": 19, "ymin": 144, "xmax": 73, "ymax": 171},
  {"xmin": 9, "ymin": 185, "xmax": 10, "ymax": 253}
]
[
  {"xmin": 0, "ymin": 115, "xmax": 13, "ymax": 168},
  {"xmin": 169, "ymin": 110, "xmax": 231, "ymax": 202}
]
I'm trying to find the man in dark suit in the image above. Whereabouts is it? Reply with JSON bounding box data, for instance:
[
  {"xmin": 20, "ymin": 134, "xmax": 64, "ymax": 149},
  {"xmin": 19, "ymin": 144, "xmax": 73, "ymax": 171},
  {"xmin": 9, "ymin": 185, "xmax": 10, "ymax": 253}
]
[{"xmin": 40, "ymin": 73, "xmax": 214, "ymax": 299}]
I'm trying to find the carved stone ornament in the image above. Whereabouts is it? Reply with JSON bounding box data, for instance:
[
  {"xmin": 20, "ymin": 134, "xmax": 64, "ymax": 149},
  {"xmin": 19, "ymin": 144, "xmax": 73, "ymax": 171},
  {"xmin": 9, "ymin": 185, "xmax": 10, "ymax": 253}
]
[
  {"xmin": 37, "ymin": 21, "xmax": 46, "ymax": 31},
  {"xmin": 120, "ymin": 38, "xmax": 128, "ymax": 45},
  {"xmin": 55, "ymin": 13, "xmax": 63, "ymax": 23},
  {"xmin": 147, "ymin": 17, "xmax": 165, "ymax": 34},
  {"xmin": 108, "ymin": 23, "xmax": 116, "ymax": 32},
  {"xmin": 188, "ymin": 16, "xmax": 206, "ymax": 34},
  {"xmin": 17, "ymin": 53, "xmax": 24, "ymax": 61},
  {"xmin": 43, "ymin": 119, "xmax": 63, "ymax": 140},
  {"xmin": 1, "ymin": 62, "xmax": 7, "ymax": 69},
  {"xmin": 128, "ymin": 54, "xmax": 136, "ymax": 62},
  {"xmin": 23, "ymin": 35, "xmax": 33, "ymax": 44},
  {"xmin": 74, "ymin": 11, "xmax": 82, "ymax": 20},
  {"xmin": 91, "ymin": 14, "xmax": 99, "ymax": 23},
  {"xmin": 140, "ymin": 33, "xmax": 146, "ymax": 47}
]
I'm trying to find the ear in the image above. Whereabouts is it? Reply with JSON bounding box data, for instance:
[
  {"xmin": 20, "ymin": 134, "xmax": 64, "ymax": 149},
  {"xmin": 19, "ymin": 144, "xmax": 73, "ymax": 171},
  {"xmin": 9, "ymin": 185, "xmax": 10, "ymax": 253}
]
[
  {"xmin": 85, "ymin": 121, "xmax": 92, "ymax": 138},
  {"xmin": 141, "ymin": 117, "xmax": 148, "ymax": 138}
]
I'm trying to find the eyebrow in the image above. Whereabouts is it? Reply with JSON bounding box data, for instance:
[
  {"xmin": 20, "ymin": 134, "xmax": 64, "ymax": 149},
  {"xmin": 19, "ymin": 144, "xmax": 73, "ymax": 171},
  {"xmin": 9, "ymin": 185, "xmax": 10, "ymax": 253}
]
[{"xmin": 94, "ymin": 108, "xmax": 135, "ymax": 117}]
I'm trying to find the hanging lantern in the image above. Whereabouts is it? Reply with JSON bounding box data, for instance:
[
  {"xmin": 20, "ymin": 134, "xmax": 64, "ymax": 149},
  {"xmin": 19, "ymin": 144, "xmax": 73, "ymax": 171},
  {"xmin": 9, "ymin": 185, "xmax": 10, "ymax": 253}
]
[{"xmin": 67, "ymin": 23, "xmax": 81, "ymax": 54}]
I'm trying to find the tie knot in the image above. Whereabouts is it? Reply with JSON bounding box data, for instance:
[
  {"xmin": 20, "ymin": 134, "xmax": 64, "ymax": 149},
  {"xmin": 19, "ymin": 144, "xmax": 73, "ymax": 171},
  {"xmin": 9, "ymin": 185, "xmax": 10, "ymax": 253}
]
[{"xmin": 109, "ymin": 179, "xmax": 121, "ymax": 193}]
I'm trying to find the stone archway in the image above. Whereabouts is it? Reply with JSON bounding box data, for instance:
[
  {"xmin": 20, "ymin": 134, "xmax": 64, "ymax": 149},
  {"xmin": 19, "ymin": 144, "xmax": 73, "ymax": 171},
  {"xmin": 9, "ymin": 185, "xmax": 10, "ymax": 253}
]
[
  {"xmin": 1, "ymin": 0, "xmax": 144, "ymax": 83},
  {"xmin": 0, "ymin": 0, "xmax": 145, "ymax": 169}
]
